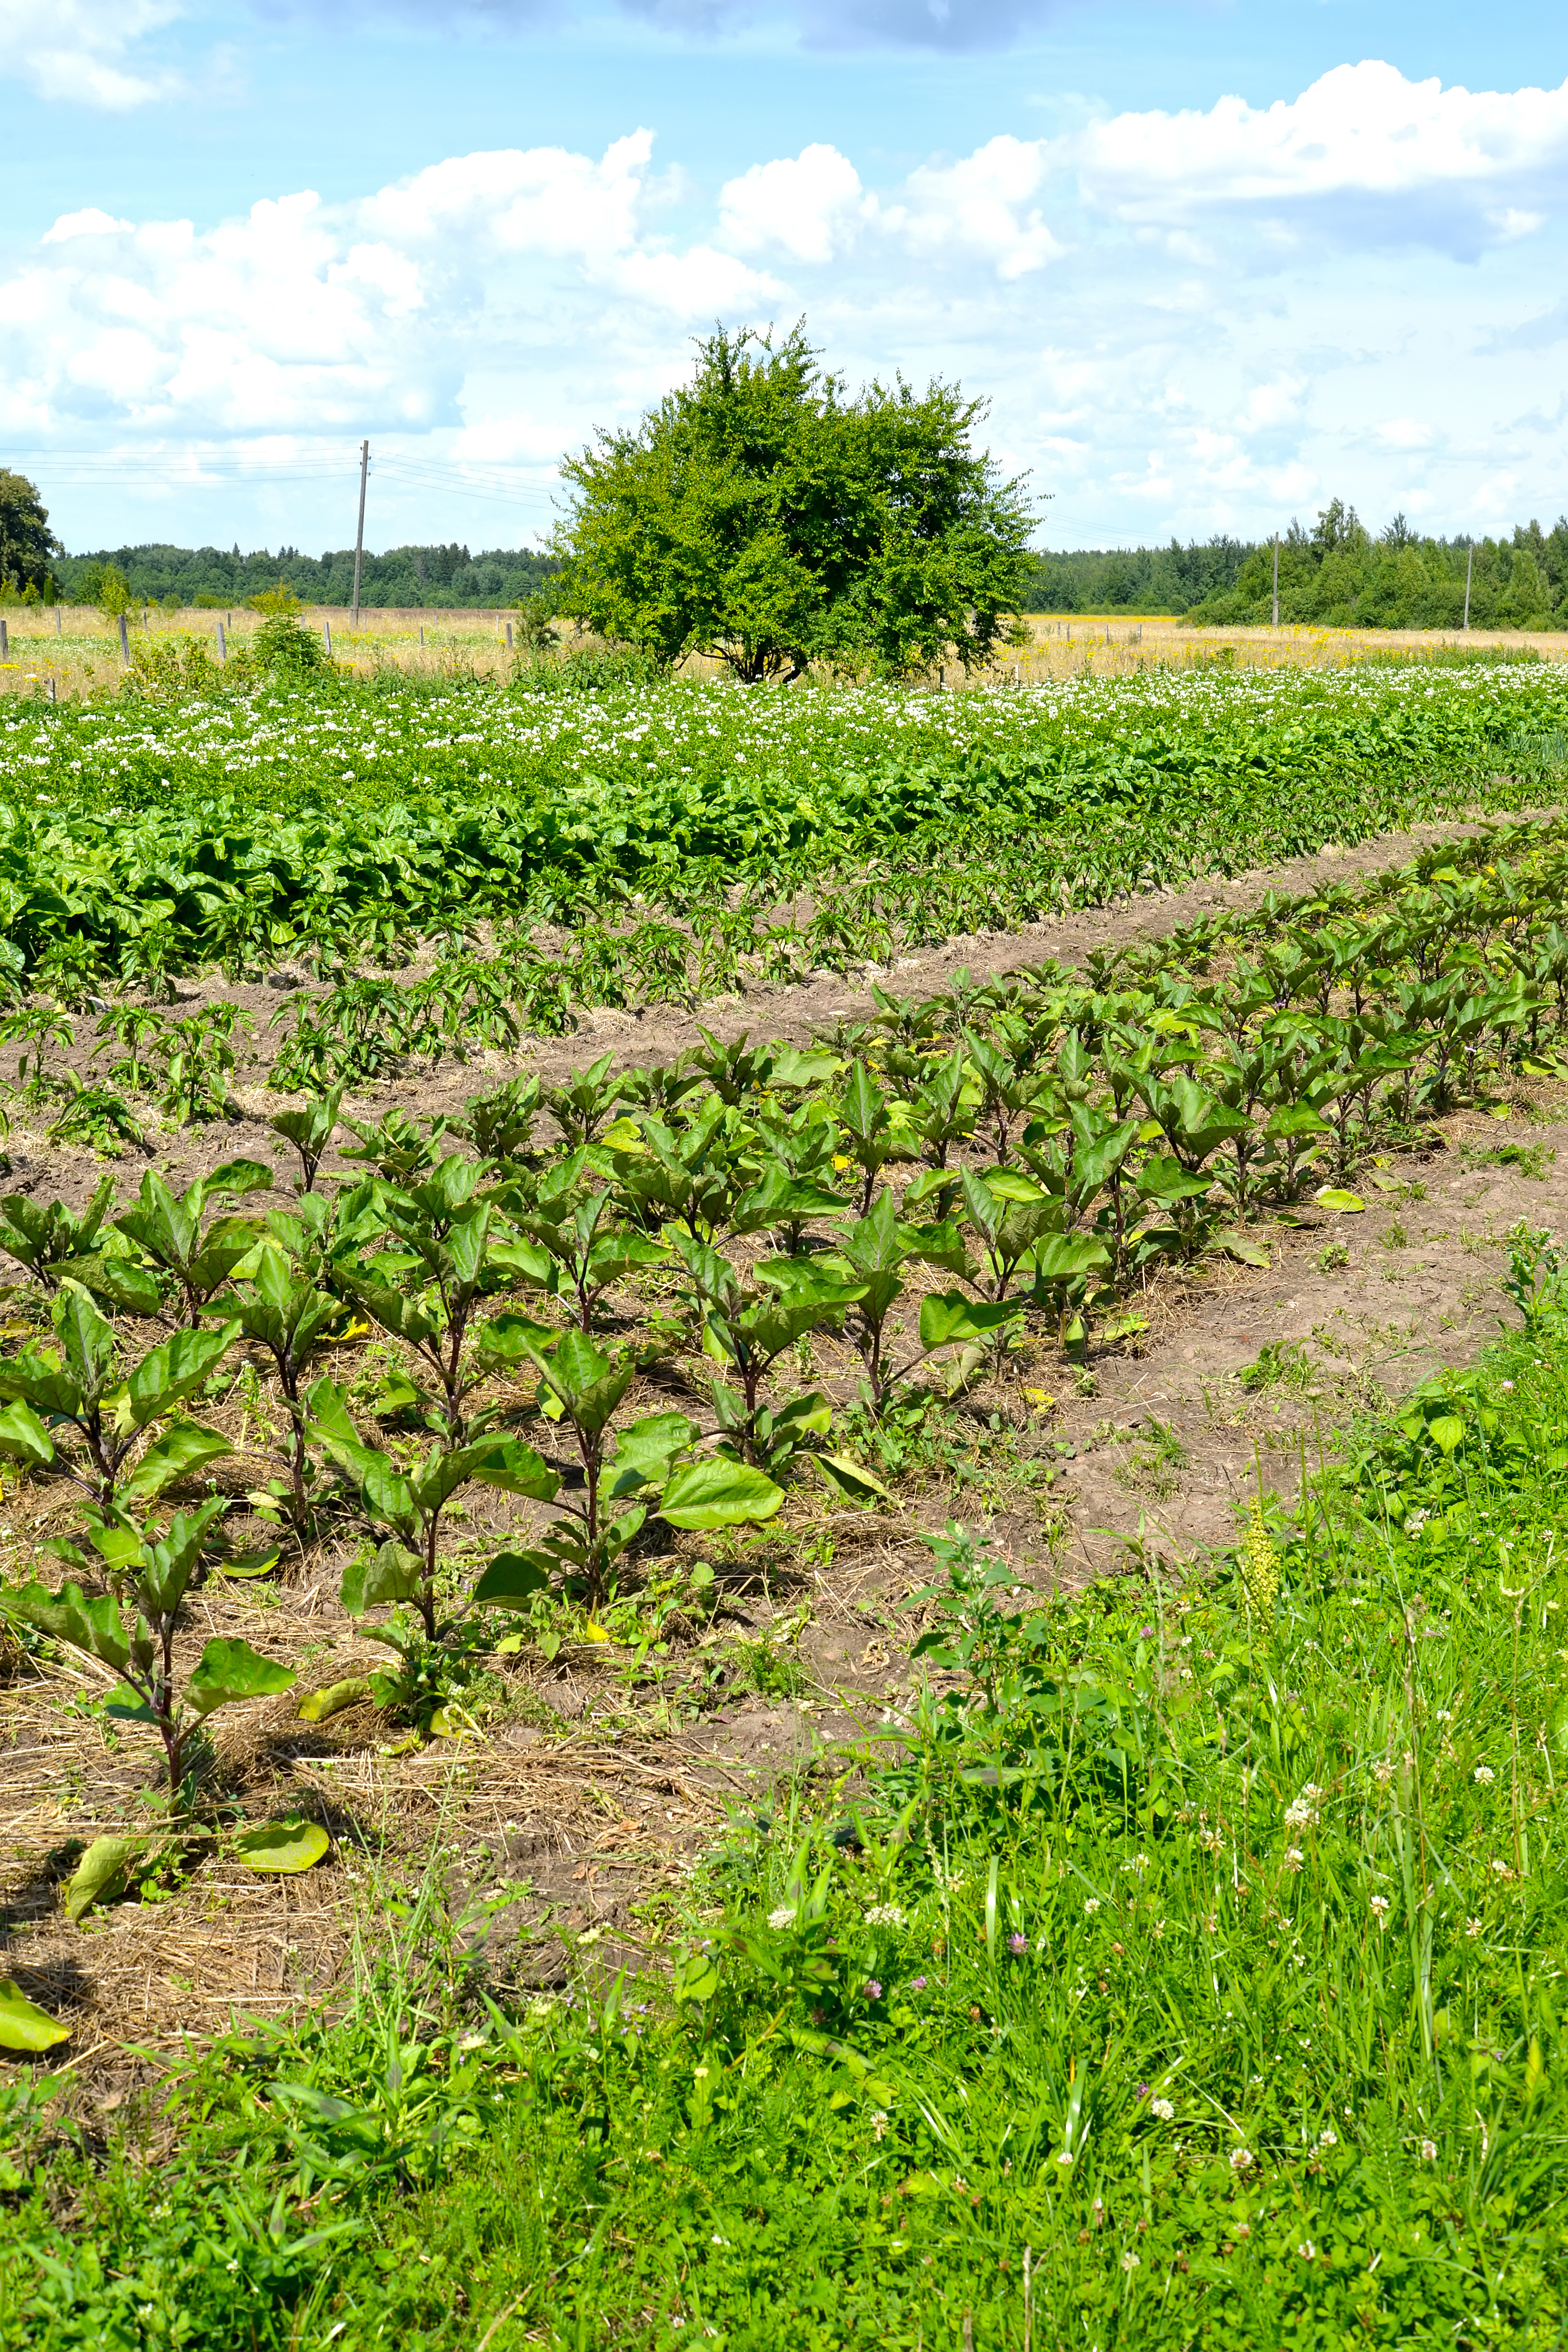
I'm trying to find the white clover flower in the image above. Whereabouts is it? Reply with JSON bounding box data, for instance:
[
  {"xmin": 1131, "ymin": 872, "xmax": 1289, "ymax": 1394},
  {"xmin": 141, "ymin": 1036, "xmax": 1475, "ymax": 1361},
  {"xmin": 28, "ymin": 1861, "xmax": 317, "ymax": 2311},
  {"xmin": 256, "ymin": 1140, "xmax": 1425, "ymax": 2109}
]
[
  {"xmin": 1120, "ymin": 2251, "xmax": 1141, "ymax": 2272},
  {"xmin": 864, "ymin": 1904, "xmax": 906, "ymax": 1928},
  {"xmin": 1372, "ymin": 1761, "xmax": 1395, "ymax": 1787},
  {"xmin": 1473, "ymin": 1765, "xmax": 1495, "ymax": 1784},
  {"xmin": 1318, "ymin": 2128, "xmax": 1337, "ymax": 2149},
  {"xmin": 1229, "ymin": 2148, "xmax": 1255, "ymax": 2173},
  {"xmin": 1284, "ymin": 1847, "xmax": 1305, "ymax": 1873},
  {"xmin": 1283, "ymin": 1784, "xmax": 1322, "ymax": 1831},
  {"xmin": 1420, "ymin": 2137, "xmax": 1438, "ymax": 2161},
  {"xmin": 1297, "ymin": 2240, "xmax": 1316, "ymax": 2260},
  {"xmin": 1084, "ymin": 1896, "xmax": 1102, "ymax": 1914},
  {"xmin": 1369, "ymin": 1895, "xmax": 1392, "ymax": 1927},
  {"xmin": 1151, "ymin": 2097, "xmax": 1175, "ymax": 2121},
  {"xmin": 1465, "ymin": 1916, "xmax": 1483, "ymax": 1938}
]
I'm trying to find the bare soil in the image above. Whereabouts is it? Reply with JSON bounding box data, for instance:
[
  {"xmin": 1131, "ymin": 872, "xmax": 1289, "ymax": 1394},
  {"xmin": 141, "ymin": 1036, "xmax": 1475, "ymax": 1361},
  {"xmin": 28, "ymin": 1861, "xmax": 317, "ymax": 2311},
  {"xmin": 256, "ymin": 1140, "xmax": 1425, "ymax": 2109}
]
[{"xmin": 4, "ymin": 805, "xmax": 1565, "ymax": 2099}]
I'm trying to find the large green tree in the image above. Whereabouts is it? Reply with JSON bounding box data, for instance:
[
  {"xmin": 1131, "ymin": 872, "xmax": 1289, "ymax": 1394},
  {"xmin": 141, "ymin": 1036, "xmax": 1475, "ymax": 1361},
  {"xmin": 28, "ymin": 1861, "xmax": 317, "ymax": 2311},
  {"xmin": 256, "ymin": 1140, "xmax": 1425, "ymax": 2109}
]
[
  {"xmin": 554, "ymin": 325, "xmax": 1035, "ymax": 681},
  {"xmin": 0, "ymin": 471, "xmax": 63, "ymax": 598}
]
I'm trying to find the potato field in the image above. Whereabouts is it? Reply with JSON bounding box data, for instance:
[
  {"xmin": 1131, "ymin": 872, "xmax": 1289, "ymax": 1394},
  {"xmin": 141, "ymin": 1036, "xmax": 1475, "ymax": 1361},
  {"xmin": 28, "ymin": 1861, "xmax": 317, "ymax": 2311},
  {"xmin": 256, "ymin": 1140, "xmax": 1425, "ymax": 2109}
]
[{"xmin": 2, "ymin": 654, "xmax": 1568, "ymax": 2349}]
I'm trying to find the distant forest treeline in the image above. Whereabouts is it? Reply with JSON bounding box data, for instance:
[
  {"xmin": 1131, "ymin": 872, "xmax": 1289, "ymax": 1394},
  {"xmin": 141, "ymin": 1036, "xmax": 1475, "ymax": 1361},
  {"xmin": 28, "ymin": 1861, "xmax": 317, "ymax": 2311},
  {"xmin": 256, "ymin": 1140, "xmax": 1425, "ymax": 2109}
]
[
  {"xmin": 53, "ymin": 542, "xmax": 560, "ymax": 610},
  {"xmin": 1022, "ymin": 504, "xmax": 1568, "ymax": 630},
  {"xmin": 41, "ymin": 501, "xmax": 1568, "ymax": 632}
]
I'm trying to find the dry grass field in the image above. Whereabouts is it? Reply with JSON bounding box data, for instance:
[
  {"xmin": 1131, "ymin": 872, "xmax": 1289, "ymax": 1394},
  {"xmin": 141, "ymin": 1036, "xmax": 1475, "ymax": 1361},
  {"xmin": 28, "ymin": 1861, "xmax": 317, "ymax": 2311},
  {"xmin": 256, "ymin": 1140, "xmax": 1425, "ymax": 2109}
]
[{"xmin": 3, "ymin": 600, "xmax": 1566, "ymax": 700}]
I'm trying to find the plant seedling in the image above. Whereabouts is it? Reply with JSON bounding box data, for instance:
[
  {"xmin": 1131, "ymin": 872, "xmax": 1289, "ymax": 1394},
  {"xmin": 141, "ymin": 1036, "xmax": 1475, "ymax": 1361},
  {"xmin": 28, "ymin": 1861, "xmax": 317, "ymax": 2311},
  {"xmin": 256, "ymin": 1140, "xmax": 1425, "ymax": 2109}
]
[
  {"xmin": 0, "ymin": 1282, "xmax": 236, "ymax": 1512},
  {"xmin": 670, "ymin": 1231, "xmax": 863, "ymax": 1467},
  {"xmin": 268, "ymin": 1084, "xmax": 345, "ymax": 1192},
  {"xmin": 826, "ymin": 1189, "xmax": 1021, "ymax": 1417},
  {"xmin": 1, "ymin": 1503, "xmax": 293, "ymax": 1800},
  {"xmin": 477, "ymin": 1327, "xmax": 782, "ymax": 1607},
  {"xmin": 114, "ymin": 1160, "xmax": 273, "ymax": 1326}
]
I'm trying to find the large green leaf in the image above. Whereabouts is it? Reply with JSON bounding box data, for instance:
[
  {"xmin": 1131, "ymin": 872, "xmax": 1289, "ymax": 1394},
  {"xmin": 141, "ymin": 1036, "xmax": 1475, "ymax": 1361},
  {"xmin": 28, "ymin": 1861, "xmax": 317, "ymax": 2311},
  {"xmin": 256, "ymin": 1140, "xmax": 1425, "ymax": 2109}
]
[
  {"xmin": 534, "ymin": 1329, "xmax": 633, "ymax": 1435},
  {"xmin": 659, "ymin": 1456, "xmax": 783, "ymax": 1530},
  {"xmin": 132, "ymin": 1499, "xmax": 229, "ymax": 1615},
  {"xmin": 200, "ymin": 1158, "xmax": 275, "ymax": 1204},
  {"xmin": 611, "ymin": 1411, "xmax": 697, "ymax": 1486},
  {"xmin": 340, "ymin": 1276, "xmax": 439, "ymax": 1346},
  {"xmin": 0, "ymin": 1581, "xmax": 132, "ymax": 1675},
  {"xmin": 0, "ymin": 1399, "xmax": 56, "ymax": 1472},
  {"xmin": 63, "ymin": 1833, "xmax": 145, "ymax": 1924},
  {"xmin": 186, "ymin": 1637, "xmax": 296, "ymax": 1719},
  {"xmin": 123, "ymin": 1323, "xmax": 239, "ymax": 1433},
  {"xmin": 341, "ymin": 1540, "xmax": 424, "ymax": 1616},
  {"xmin": 461, "ymin": 1437, "xmax": 560, "ymax": 1503},
  {"xmin": 234, "ymin": 1818, "xmax": 330, "ymax": 1875},
  {"xmin": 120, "ymin": 1422, "xmax": 231, "ymax": 1505},
  {"xmin": 302, "ymin": 1376, "xmax": 361, "ymax": 1450},
  {"xmin": 0, "ymin": 1353, "xmax": 80, "ymax": 1419},
  {"xmin": 54, "ymin": 1281, "xmax": 117, "ymax": 1400},
  {"xmin": 0, "ymin": 1978, "xmax": 69, "ymax": 2051},
  {"xmin": 917, "ymin": 1291, "xmax": 1023, "ymax": 1351},
  {"xmin": 55, "ymin": 1254, "xmax": 167, "ymax": 1317},
  {"xmin": 484, "ymin": 1238, "xmax": 558, "ymax": 1290},
  {"xmin": 1031, "ymin": 1235, "xmax": 1111, "ymax": 1284},
  {"xmin": 471, "ymin": 1550, "xmax": 552, "ymax": 1607},
  {"xmin": 732, "ymin": 1173, "xmax": 850, "ymax": 1231}
]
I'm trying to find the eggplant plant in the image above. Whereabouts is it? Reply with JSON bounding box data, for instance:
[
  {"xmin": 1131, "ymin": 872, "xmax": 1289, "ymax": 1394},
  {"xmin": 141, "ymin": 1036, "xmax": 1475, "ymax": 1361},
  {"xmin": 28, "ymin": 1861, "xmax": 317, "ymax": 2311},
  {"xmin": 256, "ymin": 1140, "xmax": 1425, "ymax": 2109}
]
[
  {"xmin": 268, "ymin": 1083, "xmax": 345, "ymax": 1193},
  {"xmin": 459, "ymin": 1074, "xmax": 543, "ymax": 1170},
  {"xmin": 825, "ymin": 1190, "xmax": 1019, "ymax": 1416},
  {"xmin": 835, "ymin": 1063, "xmax": 915, "ymax": 1211},
  {"xmin": 670, "ymin": 1231, "xmax": 863, "ymax": 1469},
  {"xmin": 512, "ymin": 1181, "xmax": 668, "ymax": 1334},
  {"xmin": 0, "ymin": 1283, "xmax": 236, "ymax": 1514},
  {"xmin": 229, "ymin": 1248, "xmax": 349, "ymax": 1525},
  {"xmin": 609, "ymin": 1103, "xmax": 751, "ymax": 1241},
  {"xmin": 340, "ymin": 1155, "xmax": 521, "ymax": 1444},
  {"xmin": 0, "ymin": 1175, "xmax": 125, "ymax": 1294},
  {"xmin": 1, "ymin": 1505, "xmax": 294, "ymax": 1799},
  {"xmin": 475, "ymin": 1327, "xmax": 783, "ymax": 1607},
  {"xmin": 959, "ymin": 1167, "xmax": 1063, "ymax": 1304},
  {"xmin": 542, "ymin": 1050, "xmax": 623, "ymax": 1148},
  {"xmin": 308, "ymin": 1377, "xmax": 560, "ymax": 1645},
  {"xmin": 114, "ymin": 1160, "xmax": 273, "ymax": 1326}
]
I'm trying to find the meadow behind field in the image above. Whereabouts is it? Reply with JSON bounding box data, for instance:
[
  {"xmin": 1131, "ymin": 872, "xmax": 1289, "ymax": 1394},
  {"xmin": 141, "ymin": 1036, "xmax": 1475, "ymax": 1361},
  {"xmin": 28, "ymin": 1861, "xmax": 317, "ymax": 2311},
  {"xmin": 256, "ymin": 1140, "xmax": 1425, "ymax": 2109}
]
[{"xmin": 3, "ymin": 602, "xmax": 1567, "ymax": 701}]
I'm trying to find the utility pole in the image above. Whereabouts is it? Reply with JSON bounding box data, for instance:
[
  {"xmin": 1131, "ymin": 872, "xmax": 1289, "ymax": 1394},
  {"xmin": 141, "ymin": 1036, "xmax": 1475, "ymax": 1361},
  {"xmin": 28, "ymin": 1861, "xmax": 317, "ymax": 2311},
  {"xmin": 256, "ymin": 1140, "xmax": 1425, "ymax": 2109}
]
[
  {"xmin": 351, "ymin": 438, "xmax": 369, "ymax": 630},
  {"xmin": 1271, "ymin": 534, "xmax": 1280, "ymax": 628},
  {"xmin": 1463, "ymin": 543, "xmax": 1473, "ymax": 631}
]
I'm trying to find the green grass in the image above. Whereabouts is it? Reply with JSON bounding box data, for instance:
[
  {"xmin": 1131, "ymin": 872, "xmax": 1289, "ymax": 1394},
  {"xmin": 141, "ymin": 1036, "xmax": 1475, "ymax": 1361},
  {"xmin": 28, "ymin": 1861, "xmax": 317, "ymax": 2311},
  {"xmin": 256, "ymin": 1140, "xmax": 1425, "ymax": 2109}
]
[{"xmin": 6, "ymin": 1246, "xmax": 1568, "ymax": 2347}]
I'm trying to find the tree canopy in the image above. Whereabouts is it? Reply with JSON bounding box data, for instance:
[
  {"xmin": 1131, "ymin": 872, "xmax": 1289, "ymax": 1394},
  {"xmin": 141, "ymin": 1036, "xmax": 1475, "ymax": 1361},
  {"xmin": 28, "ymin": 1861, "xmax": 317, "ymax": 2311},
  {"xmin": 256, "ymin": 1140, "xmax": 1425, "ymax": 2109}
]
[
  {"xmin": 0, "ymin": 471, "xmax": 62, "ymax": 599},
  {"xmin": 554, "ymin": 325, "xmax": 1035, "ymax": 681},
  {"xmin": 1186, "ymin": 503, "xmax": 1568, "ymax": 631}
]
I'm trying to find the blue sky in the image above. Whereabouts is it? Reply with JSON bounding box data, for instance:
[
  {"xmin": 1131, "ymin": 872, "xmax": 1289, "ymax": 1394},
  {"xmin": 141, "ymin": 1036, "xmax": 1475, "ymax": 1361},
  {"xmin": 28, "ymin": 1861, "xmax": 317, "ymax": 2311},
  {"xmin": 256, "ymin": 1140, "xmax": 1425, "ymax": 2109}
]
[{"xmin": 3, "ymin": 0, "xmax": 1565, "ymax": 557}]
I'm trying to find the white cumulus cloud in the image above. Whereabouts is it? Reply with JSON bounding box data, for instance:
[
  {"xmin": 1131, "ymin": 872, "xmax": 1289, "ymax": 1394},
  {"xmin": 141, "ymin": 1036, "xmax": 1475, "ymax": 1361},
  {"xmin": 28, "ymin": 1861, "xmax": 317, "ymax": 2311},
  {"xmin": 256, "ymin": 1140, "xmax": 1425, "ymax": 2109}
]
[
  {"xmin": 719, "ymin": 145, "xmax": 872, "ymax": 265},
  {"xmin": 6, "ymin": 66, "xmax": 1568, "ymax": 552},
  {"xmin": 1065, "ymin": 61, "xmax": 1568, "ymax": 256},
  {"xmin": 0, "ymin": 0, "xmax": 184, "ymax": 106}
]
